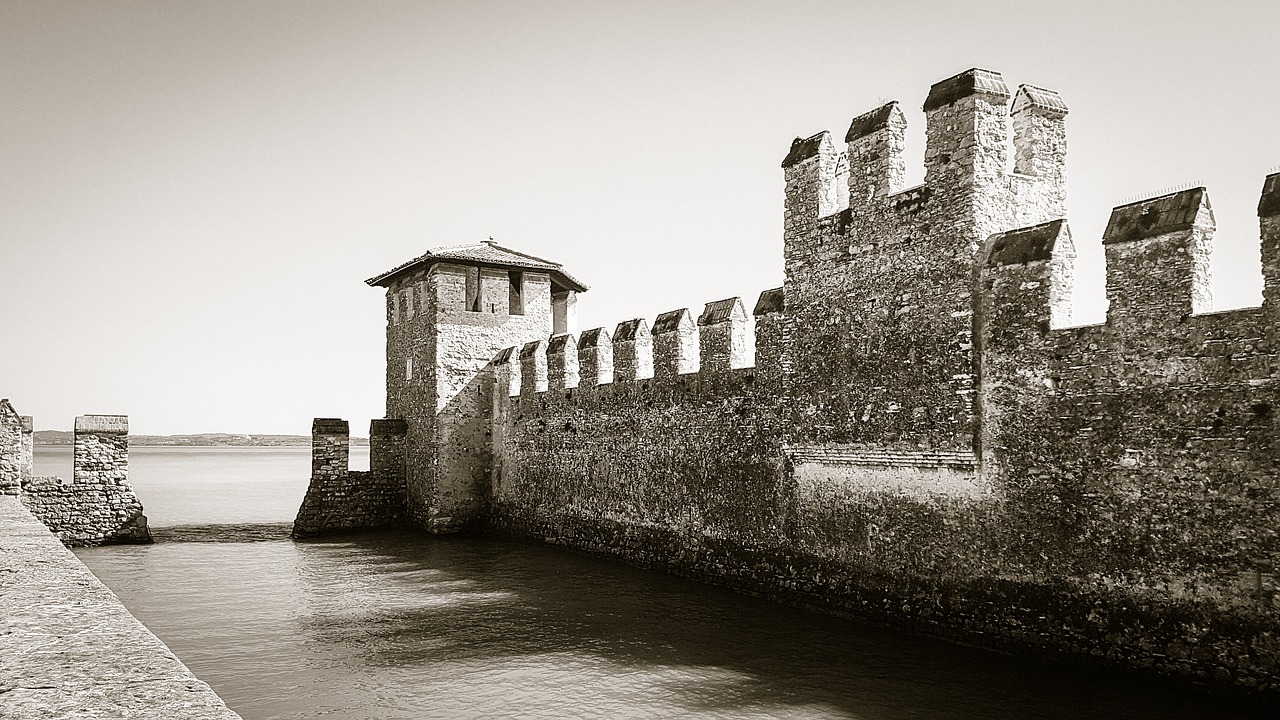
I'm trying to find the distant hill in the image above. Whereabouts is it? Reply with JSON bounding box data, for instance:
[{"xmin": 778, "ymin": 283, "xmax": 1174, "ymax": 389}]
[{"xmin": 33, "ymin": 431, "xmax": 368, "ymax": 447}]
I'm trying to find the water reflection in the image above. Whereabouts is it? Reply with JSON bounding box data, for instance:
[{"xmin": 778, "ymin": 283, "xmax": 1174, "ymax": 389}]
[{"xmin": 80, "ymin": 531, "xmax": 1268, "ymax": 720}]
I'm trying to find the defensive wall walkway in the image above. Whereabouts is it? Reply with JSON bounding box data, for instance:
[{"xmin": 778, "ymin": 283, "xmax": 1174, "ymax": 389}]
[{"xmin": 0, "ymin": 496, "xmax": 240, "ymax": 719}]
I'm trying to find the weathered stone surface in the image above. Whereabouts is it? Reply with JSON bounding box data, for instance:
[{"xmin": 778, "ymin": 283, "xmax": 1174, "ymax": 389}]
[
  {"xmin": 0, "ymin": 400, "xmax": 21, "ymax": 496},
  {"xmin": 292, "ymin": 418, "xmax": 407, "ymax": 537},
  {"xmin": 0, "ymin": 496, "xmax": 240, "ymax": 719},
  {"xmin": 18, "ymin": 415, "xmax": 150, "ymax": 546},
  {"xmin": 344, "ymin": 69, "xmax": 1280, "ymax": 702}
]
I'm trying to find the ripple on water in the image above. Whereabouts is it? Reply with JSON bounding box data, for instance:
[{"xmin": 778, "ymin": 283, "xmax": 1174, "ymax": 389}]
[{"xmin": 76, "ymin": 531, "xmax": 1272, "ymax": 720}]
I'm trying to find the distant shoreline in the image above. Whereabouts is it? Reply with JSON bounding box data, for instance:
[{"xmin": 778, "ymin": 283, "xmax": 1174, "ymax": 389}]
[{"xmin": 33, "ymin": 431, "xmax": 369, "ymax": 447}]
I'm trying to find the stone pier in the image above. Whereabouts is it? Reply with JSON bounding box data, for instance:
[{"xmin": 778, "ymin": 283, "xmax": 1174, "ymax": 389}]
[{"xmin": 0, "ymin": 496, "xmax": 240, "ymax": 719}]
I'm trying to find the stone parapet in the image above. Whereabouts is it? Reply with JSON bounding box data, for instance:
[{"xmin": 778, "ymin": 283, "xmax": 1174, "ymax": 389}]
[{"xmin": 0, "ymin": 496, "xmax": 241, "ymax": 718}]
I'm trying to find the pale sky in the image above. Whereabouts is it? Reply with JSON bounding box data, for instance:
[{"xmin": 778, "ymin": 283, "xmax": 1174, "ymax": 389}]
[{"xmin": 3, "ymin": 1, "xmax": 1278, "ymax": 434}]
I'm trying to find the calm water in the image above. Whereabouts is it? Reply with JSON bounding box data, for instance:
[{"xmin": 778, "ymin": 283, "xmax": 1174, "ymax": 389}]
[{"xmin": 35, "ymin": 447, "xmax": 1269, "ymax": 720}]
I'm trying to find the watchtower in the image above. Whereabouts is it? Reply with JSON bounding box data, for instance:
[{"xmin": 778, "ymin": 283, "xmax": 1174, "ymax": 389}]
[{"xmin": 366, "ymin": 240, "xmax": 587, "ymax": 532}]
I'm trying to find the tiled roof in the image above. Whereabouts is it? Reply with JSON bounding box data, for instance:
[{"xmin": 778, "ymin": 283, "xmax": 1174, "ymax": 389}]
[
  {"xmin": 613, "ymin": 318, "xmax": 647, "ymax": 341},
  {"xmin": 1260, "ymin": 172, "xmax": 1280, "ymax": 217},
  {"xmin": 923, "ymin": 68, "xmax": 1010, "ymax": 112},
  {"xmin": 1013, "ymin": 85, "xmax": 1068, "ymax": 117},
  {"xmin": 652, "ymin": 309, "xmax": 691, "ymax": 334},
  {"xmin": 698, "ymin": 298, "xmax": 743, "ymax": 325},
  {"xmin": 986, "ymin": 219, "xmax": 1069, "ymax": 266},
  {"xmin": 781, "ymin": 131, "xmax": 830, "ymax": 168},
  {"xmin": 845, "ymin": 102, "xmax": 905, "ymax": 142},
  {"xmin": 366, "ymin": 240, "xmax": 588, "ymax": 292},
  {"xmin": 753, "ymin": 287, "xmax": 784, "ymax": 316},
  {"xmin": 1103, "ymin": 188, "xmax": 1208, "ymax": 245}
]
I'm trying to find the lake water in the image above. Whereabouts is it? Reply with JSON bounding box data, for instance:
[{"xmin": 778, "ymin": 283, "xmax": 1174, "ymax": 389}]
[{"xmin": 35, "ymin": 446, "xmax": 1270, "ymax": 720}]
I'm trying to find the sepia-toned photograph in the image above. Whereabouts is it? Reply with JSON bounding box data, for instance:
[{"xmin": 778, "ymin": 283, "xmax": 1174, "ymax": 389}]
[{"xmin": 2, "ymin": 1, "xmax": 1279, "ymax": 718}]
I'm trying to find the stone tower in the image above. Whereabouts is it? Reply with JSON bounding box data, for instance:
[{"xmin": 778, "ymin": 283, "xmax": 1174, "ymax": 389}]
[
  {"xmin": 366, "ymin": 240, "xmax": 587, "ymax": 532},
  {"xmin": 781, "ymin": 68, "xmax": 1068, "ymax": 453}
]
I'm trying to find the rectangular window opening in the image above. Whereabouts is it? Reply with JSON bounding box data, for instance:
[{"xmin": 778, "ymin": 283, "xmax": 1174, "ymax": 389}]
[
  {"xmin": 405, "ymin": 356, "xmax": 414, "ymax": 381},
  {"xmin": 509, "ymin": 271, "xmax": 524, "ymax": 315}
]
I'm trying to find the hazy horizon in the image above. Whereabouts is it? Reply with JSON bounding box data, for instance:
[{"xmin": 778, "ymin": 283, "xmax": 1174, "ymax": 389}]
[{"xmin": 4, "ymin": 1, "xmax": 1278, "ymax": 434}]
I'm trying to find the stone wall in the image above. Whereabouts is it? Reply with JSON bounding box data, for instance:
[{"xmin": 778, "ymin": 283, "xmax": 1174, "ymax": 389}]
[
  {"xmin": 292, "ymin": 418, "xmax": 408, "ymax": 537},
  {"xmin": 0, "ymin": 399, "xmax": 22, "ymax": 495},
  {"xmin": 477, "ymin": 71, "xmax": 1280, "ymax": 699},
  {"xmin": 19, "ymin": 415, "xmax": 151, "ymax": 546},
  {"xmin": 0, "ymin": 495, "xmax": 240, "ymax": 719}
]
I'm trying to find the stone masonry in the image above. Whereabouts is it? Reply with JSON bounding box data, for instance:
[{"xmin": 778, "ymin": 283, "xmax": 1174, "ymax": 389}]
[
  {"xmin": 292, "ymin": 418, "xmax": 407, "ymax": 537},
  {"xmin": 0, "ymin": 495, "xmax": 239, "ymax": 719},
  {"xmin": 1, "ymin": 401, "xmax": 151, "ymax": 546},
  {"xmin": 298, "ymin": 68, "xmax": 1280, "ymax": 701}
]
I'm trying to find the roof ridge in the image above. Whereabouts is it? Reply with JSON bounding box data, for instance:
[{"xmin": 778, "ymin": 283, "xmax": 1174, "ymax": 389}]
[{"xmin": 483, "ymin": 242, "xmax": 563, "ymax": 268}]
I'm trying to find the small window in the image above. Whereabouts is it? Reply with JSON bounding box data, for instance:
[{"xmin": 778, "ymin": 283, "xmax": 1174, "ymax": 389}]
[
  {"xmin": 390, "ymin": 292, "xmax": 400, "ymax": 325},
  {"xmin": 405, "ymin": 356, "xmax": 413, "ymax": 381},
  {"xmin": 509, "ymin": 271, "xmax": 524, "ymax": 315},
  {"xmin": 465, "ymin": 267, "xmax": 480, "ymax": 312}
]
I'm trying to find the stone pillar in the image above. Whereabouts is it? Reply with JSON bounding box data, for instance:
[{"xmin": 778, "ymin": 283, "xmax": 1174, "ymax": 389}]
[
  {"xmin": 73, "ymin": 415, "xmax": 129, "ymax": 490},
  {"xmin": 552, "ymin": 290, "xmax": 578, "ymax": 335},
  {"xmin": 922, "ymin": 68, "xmax": 1011, "ymax": 190},
  {"xmin": 652, "ymin": 308, "xmax": 698, "ymax": 381},
  {"xmin": 697, "ymin": 297, "xmax": 750, "ymax": 376},
  {"xmin": 577, "ymin": 327, "xmax": 614, "ymax": 386},
  {"xmin": 752, "ymin": 288, "xmax": 786, "ymax": 393},
  {"xmin": 1259, "ymin": 173, "xmax": 1280, "ymax": 311},
  {"xmin": 547, "ymin": 334, "xmax": 580, "ymax": 391},
  {"xmin": 312, "ymin": 418, "xmax": 350, "ymax": 482},
  {"xmin": 613, "ymin": 318, "xmax": 653, "ymax": 382},
  {"xmin": 845, "ymin": 101, "xmax": 907, "ymax": 208},
  {"xmin": 519, "ymin": 339, "xmax": 548, "ymax": 397},
  {"xmin": 1103, "ymin": 187, "xmax": 1214, "ymax": 327},
  {"xmin": 19, "ymin": 415, "xmax": 33, "ymax": 479},
  {"xmin": 0, "ymin": 399, "xmax": 21, "ymax": 495}
]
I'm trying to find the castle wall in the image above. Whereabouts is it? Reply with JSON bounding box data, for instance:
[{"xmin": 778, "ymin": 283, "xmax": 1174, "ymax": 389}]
[
  {"xmin": 293, "ymin": 418, "xmax": 407, "ymax": 537},
  {"xmin": 19, "ymin": 415, "xmax": 151, "ymax": 546},
  {"xmin": 478, "ymin": 78, "xmax": 1280, "ymax": 696},
  {"xmin": 342, "ymin": 71, "xmax": 1280, "ymax": 699},
  {"xmin": 782, "ymin": 73, "xmax": 1066, "ymax": 453}
]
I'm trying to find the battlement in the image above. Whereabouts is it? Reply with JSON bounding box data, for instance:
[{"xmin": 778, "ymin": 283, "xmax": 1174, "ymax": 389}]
[
  {"xmin": 493, "ymin": 291, "xmax": 779, "ymax": 401},
  {"xmin": 784, "ymin": 68, "xmax": 1068, "ymax": 244},
  {"xmin": 984, "ymin": 176, "xmax": 1279, "ymax": 346},
  {"xmin": 0, "ymin": 402, "xmax": 149, "ymax": 546}
]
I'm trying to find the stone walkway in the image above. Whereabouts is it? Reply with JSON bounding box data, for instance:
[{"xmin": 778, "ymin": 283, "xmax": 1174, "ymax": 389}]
[{"xmin": 0, "ymin": 496, "xmax": 240, "ymax": 719}]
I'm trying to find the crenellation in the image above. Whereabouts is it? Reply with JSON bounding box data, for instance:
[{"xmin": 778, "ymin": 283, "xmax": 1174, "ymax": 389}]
[
  {"xmin": 1258, "ymin": 173, "xmax": 1280, "ymax": 310},
  {"xmin": 547, "ymin": 333, "xmax": 580, "ymax": 391},
  {"xmin": 1010, "ymin": 85, "xmax": 1068, "ymax": 180},
  {"xmin": 520, "ymin": 339, "xmax": 549, "ymax": 396},
  {"xmin": 19, "ymin": 415, "xmax": 33, "ymax": 479},
  {"xmin": 0, "ymin": 400, "xmax": 21, "ymax": 495},
  {"xmin": 324, "ymin": 68, "xmax": 1280, "ymax": 700},
  {"xmin": 293, "ymin": 417, "xmax": 408, "ymax": 537},
  {"xmin": 651, "ymin": 308, "xmax": 698, "ymax": 381},
  {"xmin": 922, "ymin": 68, "xmax": 1011, "ymax": 189},
  {"xmin": 697, "ymin": 297, "xmax": 751, "ymax": 377},
  {"xmin": 612, "ymin": 318, "xmax": 654, "ymax": 381},
  {"xmin": 5, "ymin": 411, "xmax": 151, "ymax": 546},
  {"xmin": 845, "ymin": 101, "xmax": 907, "ymax": 208},
  {"xmin": 782, "ymin": 131, "xmax": 845, "ymax": 233},
  {"xmin": 577, "ymin": 327, "xmax": 614, "ymax": 386},
  {"xmin": 1102, "ymin": 187, "xmax": 1214, "ymax": 326}
]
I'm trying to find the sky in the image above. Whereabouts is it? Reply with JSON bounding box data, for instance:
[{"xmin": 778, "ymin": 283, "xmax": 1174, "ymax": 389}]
[{"xmin": 2, "ymin": 0, "xmax": 1278, "ymax": 434}]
